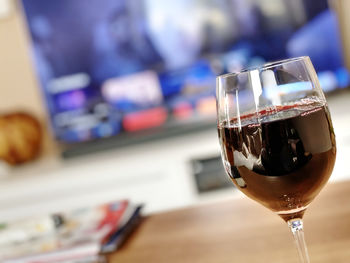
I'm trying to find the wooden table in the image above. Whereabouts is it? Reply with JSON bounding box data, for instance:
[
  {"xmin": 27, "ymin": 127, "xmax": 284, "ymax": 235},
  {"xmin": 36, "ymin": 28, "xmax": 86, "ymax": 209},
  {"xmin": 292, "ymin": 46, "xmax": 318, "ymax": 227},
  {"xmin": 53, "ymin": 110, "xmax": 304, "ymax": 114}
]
[{"xmin": 108, "ymin": 181, "xmax": 350, "ymax": 263}]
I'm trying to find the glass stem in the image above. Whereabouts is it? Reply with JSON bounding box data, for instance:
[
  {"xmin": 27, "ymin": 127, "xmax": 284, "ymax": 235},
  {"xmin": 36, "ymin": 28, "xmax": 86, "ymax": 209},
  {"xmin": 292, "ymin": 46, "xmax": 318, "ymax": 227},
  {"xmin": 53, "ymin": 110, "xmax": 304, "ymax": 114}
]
[{"xmin": 288, "ymin": 219, "xmax": 310, "ymax": 263}]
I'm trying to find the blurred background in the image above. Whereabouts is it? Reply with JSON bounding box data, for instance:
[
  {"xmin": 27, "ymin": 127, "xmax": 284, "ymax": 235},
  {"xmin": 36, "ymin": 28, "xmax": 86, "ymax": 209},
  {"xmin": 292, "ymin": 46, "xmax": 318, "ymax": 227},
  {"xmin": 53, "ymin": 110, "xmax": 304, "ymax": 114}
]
[{"xmin": 0, "ymin": 0, "xmax": 350, "ymax": 222}]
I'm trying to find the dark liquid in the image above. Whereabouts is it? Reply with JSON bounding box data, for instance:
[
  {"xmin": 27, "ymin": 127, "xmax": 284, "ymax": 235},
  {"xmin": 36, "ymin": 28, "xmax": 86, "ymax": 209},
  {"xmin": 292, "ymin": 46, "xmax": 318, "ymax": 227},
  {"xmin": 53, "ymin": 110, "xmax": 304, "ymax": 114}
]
[{"xmin": 218, "ymin": 104, "xmax": 336, "ymax": 221}]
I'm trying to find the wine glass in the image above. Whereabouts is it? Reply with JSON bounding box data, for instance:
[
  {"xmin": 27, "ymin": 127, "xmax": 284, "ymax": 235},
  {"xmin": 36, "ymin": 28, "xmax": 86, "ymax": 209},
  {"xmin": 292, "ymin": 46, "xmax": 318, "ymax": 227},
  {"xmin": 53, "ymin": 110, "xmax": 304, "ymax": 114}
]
[{"xmin": 216, "ymin": 56, "xmax": 336, "ymax": 263}]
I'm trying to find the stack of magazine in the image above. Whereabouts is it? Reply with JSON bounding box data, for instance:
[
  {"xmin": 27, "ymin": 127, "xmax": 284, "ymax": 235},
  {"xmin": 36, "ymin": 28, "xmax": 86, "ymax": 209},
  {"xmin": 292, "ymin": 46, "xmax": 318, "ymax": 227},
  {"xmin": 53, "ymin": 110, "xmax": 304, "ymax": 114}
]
[{"xmin": 0, "ymin": 200, "xmax": 143, "ymax": 263}]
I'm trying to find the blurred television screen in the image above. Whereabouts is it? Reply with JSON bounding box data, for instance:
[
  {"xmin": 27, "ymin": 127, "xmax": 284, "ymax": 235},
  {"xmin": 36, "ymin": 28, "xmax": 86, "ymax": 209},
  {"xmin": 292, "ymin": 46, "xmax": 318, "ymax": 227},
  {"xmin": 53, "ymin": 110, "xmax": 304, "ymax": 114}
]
[{"xmin": 20, "ymin": 0, "xmax": 348, "ymax": 143}]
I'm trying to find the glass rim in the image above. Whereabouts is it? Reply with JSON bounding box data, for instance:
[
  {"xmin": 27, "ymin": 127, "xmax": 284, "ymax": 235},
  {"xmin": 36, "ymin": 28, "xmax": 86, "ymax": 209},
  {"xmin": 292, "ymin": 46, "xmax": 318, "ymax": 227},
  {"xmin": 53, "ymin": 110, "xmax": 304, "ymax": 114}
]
[{"xmin": 217, "ymin": 56, "xmax": 310, "ymax": 80}]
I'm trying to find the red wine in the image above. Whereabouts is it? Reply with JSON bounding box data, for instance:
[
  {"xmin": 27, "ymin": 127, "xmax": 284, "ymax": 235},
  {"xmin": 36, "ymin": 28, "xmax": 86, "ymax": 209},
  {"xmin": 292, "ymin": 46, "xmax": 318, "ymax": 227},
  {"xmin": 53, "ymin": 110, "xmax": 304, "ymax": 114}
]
[{"xmin": 218, "ymin": 102, "xmax": 336, "ymax": 221}]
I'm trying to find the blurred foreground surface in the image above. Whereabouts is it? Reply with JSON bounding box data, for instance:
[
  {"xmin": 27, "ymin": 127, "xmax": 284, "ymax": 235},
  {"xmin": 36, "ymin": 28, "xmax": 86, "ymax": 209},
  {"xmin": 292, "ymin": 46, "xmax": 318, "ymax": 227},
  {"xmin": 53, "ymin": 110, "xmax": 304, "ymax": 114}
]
[{"xmin": 108, "ymin": 180, "xmax": 350, "ymax": 263}]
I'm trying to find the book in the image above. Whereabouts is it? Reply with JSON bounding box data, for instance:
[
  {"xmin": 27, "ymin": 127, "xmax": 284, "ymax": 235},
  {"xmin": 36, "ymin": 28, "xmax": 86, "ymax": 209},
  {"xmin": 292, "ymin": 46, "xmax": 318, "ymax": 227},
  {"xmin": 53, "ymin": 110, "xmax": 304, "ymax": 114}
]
[
  {"xmin": 101, "ymin": 205, "xmax": 143, "ymax": 253},
  {"xmin": 0, "ymin": 200, "xmax": 141, "ymax": 263},
  {"xmin": 3, "ymin": 243, "xmax": 100, "ymax": 263}
]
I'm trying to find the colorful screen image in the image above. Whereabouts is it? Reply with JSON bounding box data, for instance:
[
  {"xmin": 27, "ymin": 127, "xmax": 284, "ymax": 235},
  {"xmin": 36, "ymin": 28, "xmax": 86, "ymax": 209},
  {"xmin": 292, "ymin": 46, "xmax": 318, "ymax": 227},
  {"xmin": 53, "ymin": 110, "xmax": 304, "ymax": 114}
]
[{"xmin": 21, "ymin": 0, "xmax": 347, "ymax": 143}]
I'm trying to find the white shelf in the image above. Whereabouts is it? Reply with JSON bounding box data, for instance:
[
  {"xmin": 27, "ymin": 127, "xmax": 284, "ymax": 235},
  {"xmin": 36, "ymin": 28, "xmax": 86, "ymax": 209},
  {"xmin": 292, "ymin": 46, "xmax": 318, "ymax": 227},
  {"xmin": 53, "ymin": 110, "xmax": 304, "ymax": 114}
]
[
  {"xmin": 0, "ymin": 127, "xmax": 221, "ymax": 221},
  {"xmin": 0, "ymin": 91, "xmax": 350, "ymax": 222}
]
